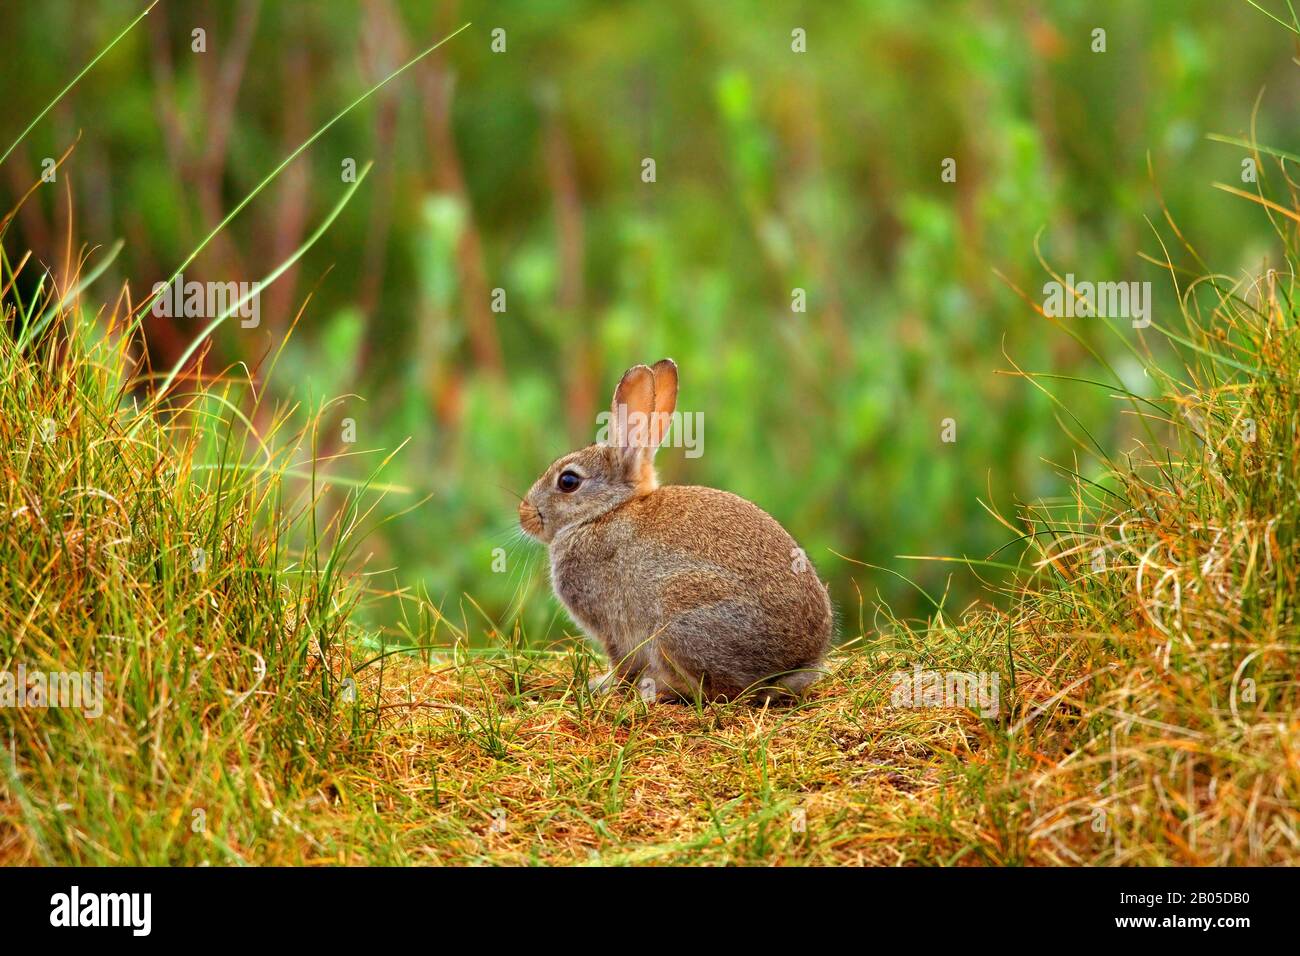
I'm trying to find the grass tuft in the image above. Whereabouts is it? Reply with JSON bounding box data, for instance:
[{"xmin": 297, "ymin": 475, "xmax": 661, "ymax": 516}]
[
  {"xmin": 5, "ymin": 195, "xmax": 1300, "ymax": 863},
  {"xmin": 4, "ymin": 201, "xmax": 1299, "ymax": 863}
]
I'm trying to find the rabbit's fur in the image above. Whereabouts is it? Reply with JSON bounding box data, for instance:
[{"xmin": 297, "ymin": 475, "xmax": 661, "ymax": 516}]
[{"xmin": 519, "ymin": 359, "xmax": 832, "ymax": 702}]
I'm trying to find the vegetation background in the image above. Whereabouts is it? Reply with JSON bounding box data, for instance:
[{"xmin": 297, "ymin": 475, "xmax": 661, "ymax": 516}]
[
  {"xmin": 3, "ymin": 0, "xmax": 1295, "ymax": 642},
  {"xmin": 5, "ymin": 0, "xmax": 1300, "ymax": 867}
]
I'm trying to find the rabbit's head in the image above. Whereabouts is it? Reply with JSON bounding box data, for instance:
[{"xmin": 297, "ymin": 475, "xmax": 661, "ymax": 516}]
[{"xmin": 519, "ymin": 359, "xmax": 677, "ymax": 543}]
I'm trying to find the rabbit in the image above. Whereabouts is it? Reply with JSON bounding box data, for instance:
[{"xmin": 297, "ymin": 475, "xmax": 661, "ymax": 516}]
[{"xmin": 518, "ymin": 358, "xmax": 832, "ymax": 702}]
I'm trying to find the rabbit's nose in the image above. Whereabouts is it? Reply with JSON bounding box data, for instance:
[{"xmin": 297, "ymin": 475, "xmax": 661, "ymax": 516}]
[{"xmin": 518, "ymin": 499, "xmax": 544, "ymax": 537}]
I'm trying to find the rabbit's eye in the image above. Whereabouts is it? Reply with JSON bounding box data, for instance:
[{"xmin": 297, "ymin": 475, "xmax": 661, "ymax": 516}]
[{"xmin": 557, "ymin": 470, "xmax": 582, "ymax": 493}]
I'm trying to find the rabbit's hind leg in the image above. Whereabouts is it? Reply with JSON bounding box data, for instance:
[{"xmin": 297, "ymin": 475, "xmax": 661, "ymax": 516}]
[
  {"xmin": 773, "ymin": 664, "xmax": 825, "ymax": 696},
  {"xmin": 653, "ymin": 602, "xmax": 779, "ymax": 701},
  {"xmin": 641, "ymin": 647, "xmax": 705, "ymax": 703}
]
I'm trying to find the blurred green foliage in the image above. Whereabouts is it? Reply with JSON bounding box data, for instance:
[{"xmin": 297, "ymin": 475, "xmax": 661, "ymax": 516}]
[{"xmin": 2, "ymin": 0, "xmax": 1294, "ymax": 640}]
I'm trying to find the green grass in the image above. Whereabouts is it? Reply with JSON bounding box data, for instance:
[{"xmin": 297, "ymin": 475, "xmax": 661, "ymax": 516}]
[
  {"xmin": 1, "ymin": 2, "xmax": 1298, "ymax": 866},
  {"xmin": 2, "ymin": 189, "xmax": 1296, "ymax": 862},
  {"xmin": 0, "ymin": 267, "xmax": 370, "ymax": 863}
]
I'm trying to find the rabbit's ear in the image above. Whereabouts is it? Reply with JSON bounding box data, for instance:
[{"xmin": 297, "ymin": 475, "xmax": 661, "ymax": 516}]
[
  {"xmin": 611, "ymin": 364, "xmax": 656, "ymax": 451},
  {"xmin": 649, "ymin": 358, "xmax": 678, "ymax": 447}
]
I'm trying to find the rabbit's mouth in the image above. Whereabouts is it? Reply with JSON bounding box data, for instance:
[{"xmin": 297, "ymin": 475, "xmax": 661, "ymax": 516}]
[{"xmin": 518, "ymin": 499, "xmax": 546, "ymax": 539}]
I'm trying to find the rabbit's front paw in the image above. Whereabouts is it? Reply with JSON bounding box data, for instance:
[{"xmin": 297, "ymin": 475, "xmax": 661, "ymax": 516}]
[{"xmin": 587, "ymin": 671, "xmax": 617, "ymax": 695}]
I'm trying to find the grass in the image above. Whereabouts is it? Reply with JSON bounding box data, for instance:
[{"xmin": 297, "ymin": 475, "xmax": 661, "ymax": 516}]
[
  {"xmin": 0, "ymin": 256, "xmax": 374, "ymax": 864},
  {"xmin": 1, "ymin": 9, "xmax": 1297, "ymax": 867},
  {"xmin": 2, "ymin": 205, "xmax": 1296, "ymax": 864}
]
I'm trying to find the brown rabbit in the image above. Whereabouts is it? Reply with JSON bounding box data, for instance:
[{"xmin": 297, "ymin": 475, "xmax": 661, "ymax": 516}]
[{"xmin": 519, "ymin": 359, "xmax": 832, "ymax": 702}]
